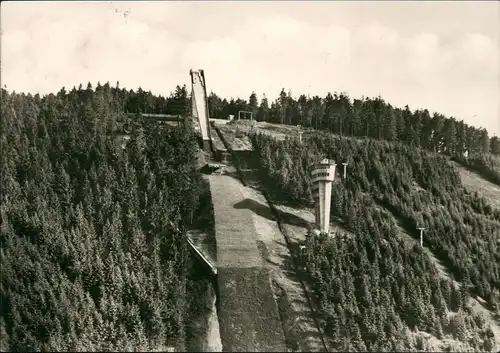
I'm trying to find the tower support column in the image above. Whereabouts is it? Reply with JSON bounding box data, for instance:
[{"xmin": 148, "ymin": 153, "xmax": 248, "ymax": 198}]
[{"xmin": 311, "ymin": 159, "xmax": 336, "ymax": 234}]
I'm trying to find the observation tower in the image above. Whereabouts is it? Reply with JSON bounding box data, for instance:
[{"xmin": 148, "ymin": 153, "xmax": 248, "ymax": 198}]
[{"xmin": 311, "ymin": 159, "xmax": 336, "ymax": 234}]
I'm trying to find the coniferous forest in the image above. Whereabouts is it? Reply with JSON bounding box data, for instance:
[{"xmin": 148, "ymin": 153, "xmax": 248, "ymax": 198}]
[
  {"xmin": 0, "ymin": 83, "xmax": 205, "ymax": 351},
  {"xmin": 250, "ymin": 132, "xmax": 500, "ymax": 351},
  {"xmin": 1, "ymin": 82, "xmax": 499, "ymax": 351}
]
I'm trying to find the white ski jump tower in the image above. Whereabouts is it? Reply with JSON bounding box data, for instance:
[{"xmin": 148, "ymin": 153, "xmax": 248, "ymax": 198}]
[
  {"xmin": 190, "ymin": 69, "xmax": 213, "ymax": 152},
  {"xmin": 311, "ymin": 159, "xmax": 337, "ymax": 234}
]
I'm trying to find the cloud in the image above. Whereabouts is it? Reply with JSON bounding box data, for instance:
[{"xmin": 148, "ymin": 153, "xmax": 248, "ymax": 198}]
[
  {"xmin": 1, "ymin": 2, "xmax": 187, "ymax": 94},
  {"xmin": 181, "ymin": 37, "xmax": 245, "ymax": 71},
  {"xmin": 357, "ymin": 21, "xmax": 400, "ymax": 49},
  {"xmin": 460, "ymin": 32, "xmax": 499, "ymax": 74},
  {"xmin": 407, "ymin": 32, "xmax": 440, "ymax": 58},
  {"xmin": 1, "ymin": 2, "xmax": 499, "ymax": 135},
  {"xmin": 239, "ymin": 14, "xmax": 306, "ymax": 43}
]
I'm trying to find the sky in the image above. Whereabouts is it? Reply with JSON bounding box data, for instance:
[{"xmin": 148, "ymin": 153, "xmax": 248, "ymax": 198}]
[{"xmin": 2, "ymin": 1, "xmax": 499, "ymax": 136}]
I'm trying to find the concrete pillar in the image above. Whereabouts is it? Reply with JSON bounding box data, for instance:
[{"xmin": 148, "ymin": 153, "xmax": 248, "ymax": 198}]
[
  {"xmin": 202, "ymin": 140, "xmax": 212, "ymax": 153},
  {"xmin": 417, "ymin": 227, "xmax": 425, "ymax": 247},
  {"xmin": 221, "ymin": 151, "xmax": 230, "ymax": 164},
  {"xmin": 311, "ymin": 159, "xmax": 336, "ymax": 234},
  {"xmin": 342, "ymin": 163, "xmax": 348, "ymax": 179}
]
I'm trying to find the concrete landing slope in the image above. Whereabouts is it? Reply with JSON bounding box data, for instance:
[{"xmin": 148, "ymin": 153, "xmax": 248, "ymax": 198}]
[
  {"xmin": 209, "ymin": 175, "xmax": 262, "ymax": 269},
  {"xmin": 208, "ymin": 175, "xmax": 286, "ymax": 352}
]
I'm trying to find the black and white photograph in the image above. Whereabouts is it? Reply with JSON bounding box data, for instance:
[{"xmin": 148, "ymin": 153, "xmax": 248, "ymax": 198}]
[{"xmin": 1, "ymin": 1, "xmax": 499, "ymax": 352}]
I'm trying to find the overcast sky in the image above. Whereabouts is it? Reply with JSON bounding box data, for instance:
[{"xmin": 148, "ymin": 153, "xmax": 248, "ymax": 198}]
[{"xmin": 2, "ymin": 1, "xmax": 499, "ymax": 135}]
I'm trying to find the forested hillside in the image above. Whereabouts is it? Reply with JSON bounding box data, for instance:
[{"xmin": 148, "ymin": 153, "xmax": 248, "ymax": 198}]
[
  {"xmin": 0, "ymin": 84, "xmax": 205, "ymax": 351},
  {"xmin": 1, "ymin": 80, "xmax": 498, "ymax": 352},
  {"xmin": 251, "ymin": 132, "xmax": 500, "ymax": 351}
]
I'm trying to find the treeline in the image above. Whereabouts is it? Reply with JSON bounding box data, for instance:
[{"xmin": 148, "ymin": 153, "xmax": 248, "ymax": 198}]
[
  {"xmin": 209, "ymin": 89, "xmax": 498, "ymax": 159},
  {"xmin": 17, "ymin": 82, "xmax": 193, "ymax": 134},
  {"xmin": 0, "ymin": 86, "xmax": 204, "ymax": 351},
  {"xmin": 38, "ymin": 82, "xmax": 500, "ymax": 163},
  {"xmin": 35, "ymin": 82, "xmax": 500, "ymax": 161},
  {"xmin": 251, "ymin": 132, "xmax": 500, "ymax": 351}
]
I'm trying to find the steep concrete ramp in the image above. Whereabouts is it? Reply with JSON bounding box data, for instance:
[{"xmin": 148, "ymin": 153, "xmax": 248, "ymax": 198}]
[
  {"xmin": 208, "ymin": 175, "xmax": 286, "ymax": 352},
  {"xmin": 191, "ymin": 70, "xmax": 211, "ymax": 147}
]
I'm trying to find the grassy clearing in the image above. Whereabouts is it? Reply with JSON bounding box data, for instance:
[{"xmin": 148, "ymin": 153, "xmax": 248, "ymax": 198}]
[
  {"xmin": 218, "ymin": 125, "xmax": 253, "ymax": 151},
  {"xmin": 451, "ymin": 161, "xmax": 500, "ymax": 210},
  {"xmin": 217, "ymin": 267, "xmax": 286, "ymax": 352},
  {"xmin": 221, "ymin": 120, "xmax": 314, "ymax": 142}
]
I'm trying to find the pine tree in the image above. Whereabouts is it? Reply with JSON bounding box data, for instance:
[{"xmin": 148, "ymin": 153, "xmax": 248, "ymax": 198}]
[
  {"xmin": 490, "ymin": 136, "xmax": 500, "ymax": 155},
  {"xmin": 443, "ymin": 117, "xmax": 457, "ymax": 155},
  {"xmin": 248, "ymin": 92, "xmax": 258, "ymax": 120},
  {"xmin": 449, "ymin": 311, "xmax": 467, "ymax": 341},
  {"xmin": 480, "ymin": 129, "xmax": 490, "ymax": 154},
  {"xmin": 384, "ymin": 106, "xmax": 397, "ymax": 141},
  {"xmin": 257, "ymin": 95, "xmax": 270, "ymax": 122}
]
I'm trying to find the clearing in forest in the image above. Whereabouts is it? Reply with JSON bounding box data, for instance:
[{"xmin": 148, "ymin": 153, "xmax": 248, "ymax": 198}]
[
  {"xmin": 450, "ymin": 160, "xmax": 500, "ymax": 210},
  {"xmin": 216, "ymin": 120, "xmax": 312, "ymax": 142}
]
